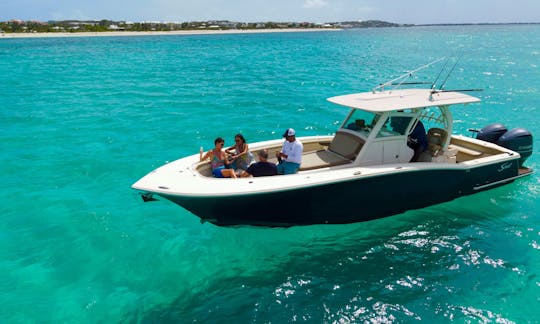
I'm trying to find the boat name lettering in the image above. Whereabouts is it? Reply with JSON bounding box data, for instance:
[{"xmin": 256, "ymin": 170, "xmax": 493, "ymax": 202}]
[{"xmin": 497, "ymin": 162, "xmax": 512, "ymax": 172}]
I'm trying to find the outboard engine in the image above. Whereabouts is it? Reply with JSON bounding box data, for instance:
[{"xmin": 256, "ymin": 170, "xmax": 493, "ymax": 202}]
[
  {"xmin": 477, "ymin": 123, "xmax": 508, "ymax": 143},
  {"xmin": 497, "ymin": 128, "xmax": 533, "ymax": 167}
]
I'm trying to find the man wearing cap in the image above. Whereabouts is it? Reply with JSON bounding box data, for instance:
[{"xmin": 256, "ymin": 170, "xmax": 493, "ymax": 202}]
[{"xmin": 276, "ymin": 128, "xmax": 303, "ymax": 174}]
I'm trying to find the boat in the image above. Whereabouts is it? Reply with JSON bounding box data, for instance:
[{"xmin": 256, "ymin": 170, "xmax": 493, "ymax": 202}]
[{"xmin": 132, "ymin": 61, "xmax": 534, "ymax": 227}]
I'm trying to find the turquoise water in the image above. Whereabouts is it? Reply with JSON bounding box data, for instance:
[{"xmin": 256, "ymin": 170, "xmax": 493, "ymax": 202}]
[{"xmin": 1, "ymin": 26, "xmax": 539, "ymax": 322}]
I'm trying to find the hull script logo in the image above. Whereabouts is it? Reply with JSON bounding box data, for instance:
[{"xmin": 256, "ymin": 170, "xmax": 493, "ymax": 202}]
[{"xmin": 497, "ymin": 162, "xmax": 512, "ymax": 172}]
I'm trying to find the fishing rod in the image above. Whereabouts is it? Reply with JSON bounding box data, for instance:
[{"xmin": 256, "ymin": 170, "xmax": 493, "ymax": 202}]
[
  {"xmin": 431, "ymin": 57, "xmax": 450, "ymax": 89},
  {"xmin": 386, "ymin": 82, "xmax": 432, "ymax": 86},
  {"xmin": 438, "ymin": 54, "xmax": 463, "ymax": 90},
  {"xmin": 431, "ymin": 88, "xmax": 484, "ymax": 93},
  {"xmin": 372, "ymin": 57, "xmax": 445, "ymax": 93}
]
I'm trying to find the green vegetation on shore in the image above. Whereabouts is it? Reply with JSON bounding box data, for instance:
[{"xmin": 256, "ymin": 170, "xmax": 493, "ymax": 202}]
[
  {"xmin": 0, "ymin": 19, "xmax": 409, "ymax": 33},
  {"xmin": 2, "ymin": 19, "xmax": 536, "ymax": 34}
]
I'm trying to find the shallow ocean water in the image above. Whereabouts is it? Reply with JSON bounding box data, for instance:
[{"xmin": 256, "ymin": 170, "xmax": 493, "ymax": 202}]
[{"xmin": 0, "ymin": 25, "xmax": 539, "ymax": 322}]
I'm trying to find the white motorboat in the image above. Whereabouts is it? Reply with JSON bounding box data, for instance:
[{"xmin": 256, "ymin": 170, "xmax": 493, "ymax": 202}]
[{"xmin": 132, "ymin": 63, "xmax": 533, "ymax": 226}]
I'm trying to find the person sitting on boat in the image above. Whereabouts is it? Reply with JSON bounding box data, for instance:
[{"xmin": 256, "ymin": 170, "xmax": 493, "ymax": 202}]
[
  {"xmin": 241, "ymin": 149, "xmax": 277, "ymax": 177},
  {"xmin": 408, "ymin": 120, "xmax": 428, "ymax": 162},
  {"xmin": 276, "ymin": 128, "xmax": 303, "ymax": 175},
  {"xmin": 390, "ymin": 116, "xmax": 411, "ymax": 134},
  {"xmin": 200, "ymin": 137, "xmax": 237, "ymax": 178},
  {"xmin": 225, "ymin": 133, "xmax": 254, "ymax": 173},
  {"xmin": 346, "ymin": 119, "xmax": 368, "ymax": 131}
]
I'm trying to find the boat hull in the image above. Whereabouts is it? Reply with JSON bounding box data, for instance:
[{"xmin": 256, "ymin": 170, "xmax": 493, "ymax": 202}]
[{"xmin": 157, "ymin": 159, "xmax": 524, "ymax": 226}]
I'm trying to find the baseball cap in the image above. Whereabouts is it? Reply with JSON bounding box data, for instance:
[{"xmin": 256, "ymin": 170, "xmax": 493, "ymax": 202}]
[{"xmin": 282, "ymin": 128, "xmax": 296, "ymax": 137}]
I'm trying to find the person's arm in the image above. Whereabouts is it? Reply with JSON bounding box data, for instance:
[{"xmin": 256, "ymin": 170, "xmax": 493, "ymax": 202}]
[
  {"xmin": 276, "ymin": 152, "xmax": 288, "ymax": 162},
  {"xmin": 223, "ymin": 151, "xmax": 233, "ymax": 165},
  {"xmin": 241, "ymin": 164, "xmax": 255, "ymax": 177},
  {"xmin": 276, "ymin": 143, "xmax": 288, "ymax": 159},
  {"xmin": 235, "ymin": 143, "xmax": 249, "ymax": 158},
  {"xmin": 275, "ymin": 150, "xmax": 284, "ymax": 163},
  {"xmin": 200, "ymin": 150, "xmax": 212, "ymax": 162}
]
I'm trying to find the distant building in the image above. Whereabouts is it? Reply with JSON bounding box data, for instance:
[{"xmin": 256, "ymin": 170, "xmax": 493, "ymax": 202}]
[{"xmin": 108, "ymin": 24, "xmax": 125, "ymax": 30}]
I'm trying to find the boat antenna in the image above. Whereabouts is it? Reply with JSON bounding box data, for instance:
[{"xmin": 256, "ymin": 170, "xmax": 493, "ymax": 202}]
[
  {"xmin": 431, "ymin": 57, "xmax": 450, "ymax": 89},
  {"xmin": 438, "ymin": 54, "xmax": 463, "ymax": 90},
  {"xmin": 373, "ymin": 57, "xmax": 445, "ymax": 93}
]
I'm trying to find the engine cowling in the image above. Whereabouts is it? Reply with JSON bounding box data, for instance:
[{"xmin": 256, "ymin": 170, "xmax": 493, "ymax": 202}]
[
  {"xmin": 497, "ymin": 128, "xmax": 533, "ymax": 167},
  {"xmin": 477, "ymin": 123, "xmax": 508, "ymax": 143}
]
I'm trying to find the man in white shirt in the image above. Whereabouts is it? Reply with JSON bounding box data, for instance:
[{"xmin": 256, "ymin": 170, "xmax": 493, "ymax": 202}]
[{"xmin": 276, "ymin": 128, "xmax": 303, "ymax": 174}]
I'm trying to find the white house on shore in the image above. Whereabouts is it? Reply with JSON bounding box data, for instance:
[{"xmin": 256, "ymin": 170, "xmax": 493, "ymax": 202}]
[{"xmin": 108, "ymin": 24, "xmax": 125, "ymax": 31}]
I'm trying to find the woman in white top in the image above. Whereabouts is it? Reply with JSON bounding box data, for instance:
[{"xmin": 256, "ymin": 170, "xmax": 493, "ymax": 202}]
[{"xmin": 225, "ymin": 133, "xmax": 254, "ymax": 172}]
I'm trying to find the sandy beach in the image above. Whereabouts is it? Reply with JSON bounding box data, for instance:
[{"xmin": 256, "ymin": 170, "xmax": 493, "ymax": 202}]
[{"xmin": 0, "ymin": 28, "xmax": 338, "ymax": 39}]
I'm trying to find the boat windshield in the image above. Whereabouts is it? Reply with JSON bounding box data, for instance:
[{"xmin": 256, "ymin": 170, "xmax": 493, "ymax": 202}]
[
  {"xmin": 342, "ymin": 109, "xmax": 380, "ymax": 136},
  {"xmin": 379, "ymin": 111, "xmax": 416, "ymax": 138}
]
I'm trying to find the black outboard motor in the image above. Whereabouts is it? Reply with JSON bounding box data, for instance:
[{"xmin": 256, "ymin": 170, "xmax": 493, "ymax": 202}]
[
  {"xmin": 477, "ymin": 123, "xmax": 508, "ymax": 143},
  {"xmin": 497, "ymin": 128, "xmax": 533, "ymax": 167}
]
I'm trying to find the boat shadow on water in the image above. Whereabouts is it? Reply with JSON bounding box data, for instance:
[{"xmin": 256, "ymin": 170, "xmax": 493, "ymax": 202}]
[{"xmin": 126, "ymin": 188, "xmax": 523, "ymax": 322}]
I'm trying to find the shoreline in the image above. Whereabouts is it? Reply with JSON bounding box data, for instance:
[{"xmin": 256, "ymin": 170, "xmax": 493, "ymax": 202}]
[{"xmin": 0, "ymin": 28, "xmax": 339, "ymax": 39}]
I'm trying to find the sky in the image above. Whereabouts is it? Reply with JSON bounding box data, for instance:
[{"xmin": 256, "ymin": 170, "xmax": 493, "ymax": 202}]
[{"xmin": 1, "ymin": 0, "xmax": 539, "ymax": 24}]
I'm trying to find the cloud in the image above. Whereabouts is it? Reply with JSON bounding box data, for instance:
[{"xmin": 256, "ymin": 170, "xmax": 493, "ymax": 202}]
[{"xmin": 303, "ymin": 0, "xmax": 328, "ymax": 9}]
